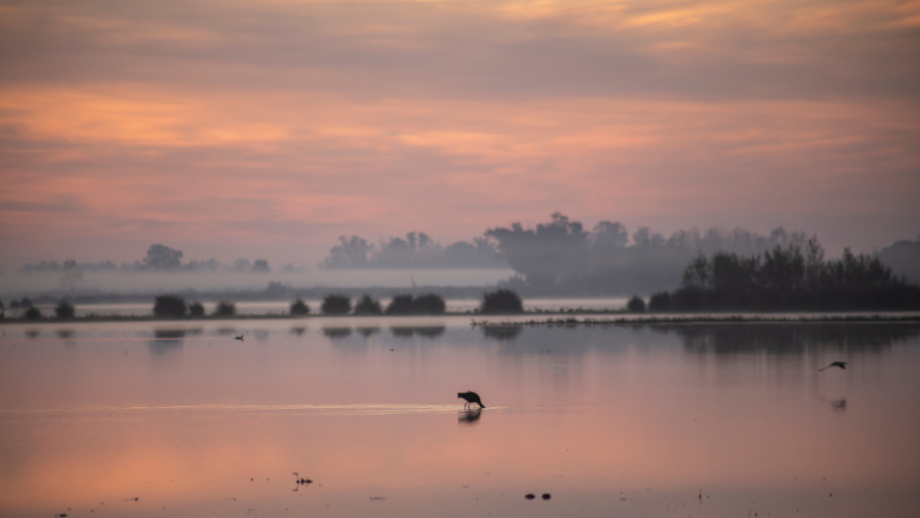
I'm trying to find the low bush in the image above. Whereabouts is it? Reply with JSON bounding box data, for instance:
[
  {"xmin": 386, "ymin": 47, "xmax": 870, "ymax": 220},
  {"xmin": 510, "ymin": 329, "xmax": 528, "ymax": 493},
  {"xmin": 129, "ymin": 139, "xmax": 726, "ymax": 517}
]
[
  {"xmin": 322, "ymin": 294, "xmax": 351, "ymax": 315},
  {"xmin": 627, "ymin": 295, "xmax": 646, "ymax": 312},
  {"xmin": 480, "ymin": 289, "xmax": 524, "ymax": 314},
  {"xmin": 154, "ymin": 295, "xmax": 187, "ymax": 318},
  {"xmin": 385, "ymin": 294, "xmax": 415, "ymax": 315},
  {"xmin": 353, "ymin": 295, "xmax": 383, "ymax": 315},
  {"xmin": 188, "ymin": 302, "xmax": 205, "ymax": 316},
  {"xmin": 412, "ymin": 293, "xmax": 446, "ymax": 314},
  {"xmin": 290, "ymin": 299, "xmax": 310, "ymax": 316},
  {"xmin": 24, "ymin": 306, "xmax": 42, "ymax": 319},
  {"xmin": 214, "ymin": 301, "xmax": 236, "ymax": 317},
  {"xmin": 55, "ymin": 300, "xmax": 75, "ymax": 319}
]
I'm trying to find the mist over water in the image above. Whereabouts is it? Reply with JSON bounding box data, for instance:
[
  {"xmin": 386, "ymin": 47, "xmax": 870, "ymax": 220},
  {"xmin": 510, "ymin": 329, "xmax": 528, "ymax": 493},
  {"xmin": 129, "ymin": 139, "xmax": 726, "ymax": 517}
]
[{"xmin": 2, "ymin": 319, "xmax": 918, "ymax": 517}]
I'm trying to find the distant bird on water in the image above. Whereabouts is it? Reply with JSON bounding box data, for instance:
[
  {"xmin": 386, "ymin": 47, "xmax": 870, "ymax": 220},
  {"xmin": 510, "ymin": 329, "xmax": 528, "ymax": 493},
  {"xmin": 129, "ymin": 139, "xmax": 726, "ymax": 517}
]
[
  {"xmin": 458, "ymin": 391, "xmax": 485, "ymax": 409},
  {"xmin": 819, "ymin": 361, "xmax": 846, "ymax": 371},
  {"xmin": 235, "ymin": 335, "xmax": 244, "ymax": 341}
]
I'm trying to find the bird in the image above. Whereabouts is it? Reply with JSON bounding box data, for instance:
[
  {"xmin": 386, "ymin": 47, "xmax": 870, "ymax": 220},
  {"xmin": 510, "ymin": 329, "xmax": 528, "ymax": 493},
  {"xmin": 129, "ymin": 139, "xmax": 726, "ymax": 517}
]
[
  {"xmin": 819, "ymin": 361, "xmax": 846, "ymax": 371},
  {"xmin": 458, "ymin": 391, "xmax": 485, "ymax": 409},
  {"xmin": 235, "ymin": 335, "xmax": 244, "ymax": 341}
]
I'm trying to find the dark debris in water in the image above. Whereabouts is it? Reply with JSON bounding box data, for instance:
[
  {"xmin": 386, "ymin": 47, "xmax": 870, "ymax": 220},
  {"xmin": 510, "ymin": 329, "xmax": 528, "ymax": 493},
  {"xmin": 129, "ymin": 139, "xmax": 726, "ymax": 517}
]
[{"xmin": 525, "ymin": 494, "xmax": 535, "ymax": 500}]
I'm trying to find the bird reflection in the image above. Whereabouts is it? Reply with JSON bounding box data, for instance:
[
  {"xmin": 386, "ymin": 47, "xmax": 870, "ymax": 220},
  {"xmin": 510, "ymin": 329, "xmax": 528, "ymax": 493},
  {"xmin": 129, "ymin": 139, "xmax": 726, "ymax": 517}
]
[
  {"xmin": 830, "ymin": 398, "xmax": 847, "ymax": 412},
  {"xmin": 458, "ymin": 408, "xmax": 482, "ymax": 425}
]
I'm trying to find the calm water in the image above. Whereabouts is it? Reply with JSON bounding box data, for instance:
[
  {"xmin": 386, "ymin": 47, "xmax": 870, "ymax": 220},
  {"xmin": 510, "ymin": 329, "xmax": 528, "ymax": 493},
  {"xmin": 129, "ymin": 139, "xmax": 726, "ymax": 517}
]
[{"xmin": 1, "ymin": 318, "xmax": 919, "ymax": 517}]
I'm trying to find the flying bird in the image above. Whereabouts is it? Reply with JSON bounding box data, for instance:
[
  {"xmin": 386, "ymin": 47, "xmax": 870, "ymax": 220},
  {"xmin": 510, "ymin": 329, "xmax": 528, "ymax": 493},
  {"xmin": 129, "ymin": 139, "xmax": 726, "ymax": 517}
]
[
  {"xmin": 458, "ymin": 391, "xmax": 485, "ymax": 409},
  {"xmin": 235, "ymin": 335, "xmax": 244, "ymax": 341},
  {"xmin": 819, "ymin": 361, "xmax": 846, "ymax": 371}
]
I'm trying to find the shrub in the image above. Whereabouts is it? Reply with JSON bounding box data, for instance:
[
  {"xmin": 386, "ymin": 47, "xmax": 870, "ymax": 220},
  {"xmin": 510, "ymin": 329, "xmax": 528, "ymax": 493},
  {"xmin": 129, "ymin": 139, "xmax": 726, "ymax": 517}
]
[
  {"xmin": 154, "ymin": 295, "xmax": 187, "ymax": 318},
  {"xmin": 188, "ymin": 302, "xmax": 205, "ymax": 316},
  {"xmin": 480, "ymin": 289, "xmax": 524, "ymax": 314},
  {"xmin": 413, "ymin": 293, "xmax": 446, "ymax": 314},
  {"xmin": 214, "ymin": 301, "xmax": 236, "ymax": 317},
  {"xmin": 290, "ymin": 299, "xmax": 310, "ymax": 316},
  {"xmin": 55, "ymin": 300, "xmax": 75, "ymax": 319},
  {"xmin": 353, "ymin": 295, "xmax": 383, "ymax": 315},
  {"xmin": 626, "ymin": 295, "xmax": 646, "ymax": 312},
  {"xmin": 648, "ymin": 291, "xmax": 671, "ymax": 312},
  {"xmin": 385, "ymin": 294, "xmax": 415, "ymax": 315},
  {"xmin": 321, "ymin": 294, "xmax": 351, "ymax": 315},
  {"xmin": 24, "ymin": 306, "xmax": 42, "ymax": 319}
]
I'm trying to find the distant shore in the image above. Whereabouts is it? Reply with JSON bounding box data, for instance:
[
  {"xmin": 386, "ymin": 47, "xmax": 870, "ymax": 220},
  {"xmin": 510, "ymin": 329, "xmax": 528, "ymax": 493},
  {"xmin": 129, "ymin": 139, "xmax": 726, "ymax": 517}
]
[{"xmin": 3, "ymin": 311, "xmax": 920, "ymax": 326}]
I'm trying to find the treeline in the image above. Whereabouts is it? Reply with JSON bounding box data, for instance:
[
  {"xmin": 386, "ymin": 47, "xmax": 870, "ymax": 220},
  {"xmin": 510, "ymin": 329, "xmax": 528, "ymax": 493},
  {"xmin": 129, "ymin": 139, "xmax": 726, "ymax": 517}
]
[
  {"xmin": 646, "ymin": 239, "xmax": 920, "ymax": 311},
  {"xmin": 19, "ymin": 244, "xmax": 291, "ymax": 274},
  {"xmin": 487, "ymin": 213, "xmax": 810, "ymax": 294},
  {"xmin": 322, "ymin": 233, "xmax": 507, "ymax": 269}
]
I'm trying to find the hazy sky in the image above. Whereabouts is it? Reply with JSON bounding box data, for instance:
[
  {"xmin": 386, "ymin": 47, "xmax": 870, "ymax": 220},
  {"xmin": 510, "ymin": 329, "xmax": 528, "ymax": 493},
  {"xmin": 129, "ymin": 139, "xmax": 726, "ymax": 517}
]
[{"xmin": 2, "ymin": 0, "xmax": 918, "ymax": 270}]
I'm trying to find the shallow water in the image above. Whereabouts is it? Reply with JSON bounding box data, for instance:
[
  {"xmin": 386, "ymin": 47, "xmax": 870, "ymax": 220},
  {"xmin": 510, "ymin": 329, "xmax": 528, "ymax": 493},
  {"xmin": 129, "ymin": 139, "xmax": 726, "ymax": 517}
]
[{"xmin": 2, "ymin": 318, "xmax": 919, "ymax": 517}]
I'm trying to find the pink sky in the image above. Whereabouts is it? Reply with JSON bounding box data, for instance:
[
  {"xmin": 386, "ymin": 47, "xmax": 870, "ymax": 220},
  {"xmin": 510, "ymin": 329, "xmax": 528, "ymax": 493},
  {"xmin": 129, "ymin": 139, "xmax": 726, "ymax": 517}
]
[{"xmin": 1, "ymin": 0, "xmax": 919, "ymax": 270}]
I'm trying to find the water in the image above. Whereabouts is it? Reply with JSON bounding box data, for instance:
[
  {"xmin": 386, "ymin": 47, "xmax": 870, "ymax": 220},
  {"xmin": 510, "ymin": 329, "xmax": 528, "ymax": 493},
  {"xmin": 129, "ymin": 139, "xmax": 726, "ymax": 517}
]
[{"xmin": 1, "ymin": 318, "xmax": 919, "ymax": 517}]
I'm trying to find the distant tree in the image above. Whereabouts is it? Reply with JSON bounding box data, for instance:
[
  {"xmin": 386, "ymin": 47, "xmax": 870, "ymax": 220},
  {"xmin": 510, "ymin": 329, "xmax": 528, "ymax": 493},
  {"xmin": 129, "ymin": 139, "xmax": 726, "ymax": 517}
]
[
  {"xmin": 323, "ymin": 236, "xmax": 374, "ymax": 269},
  {"xmin": 55, "ymin": 300, "xmax": 75, "ymax": 318},
  {"xmin": 353, "ymin": 295, "xmax": 383, "ymax": 316},
  {"xmin": 188, "ymin": 302, "xmax": 205, "ymax": 316},
  {"xmin": 648, "ymin": 292, "xmax": 671, "ymax": 311},
  {"xmin": 290, "ymin": 299, "xmax": 310, "ymax": 316},
  {"xmin": 20, "ymin": 297, "xmax": 33, "ymax": 308},
  {"xmin": 412, "ymin": 293, "xmax": 446, "ymax": 314},
  {"xmin": 153, "ymin": 295, "xmax": 187, "ymax": 318},
  {"xmin": 321, "ymin": 294, "xmax": 351, "ymax": 315},
  {"xmin": 480, "ymin": 289, "xmax": 524, "ymax": 314},
  {"xmin": 214, "ymin": 301, "xmax": 236, "ymax": 317},
  {"xmin": 252, "ymin": 259, "xmax": 270, "ymax": 272},
  {"xmin": 10, "ymin": 300, "xmax": 21, "ymax": 308},
  {"xmin": 24, "ymin": 306, "xmax": 41, "ymax": 319},
  {"xmin": 385, "ymin": 294, "xmax": 415, "ymax": 315},
  {"xmin": 144, "ymin": 244, "xmax": 183, "ymax": 270},
  {"xmin": 626, "ymin": 295, "xmax": 646, "ymax": 312},
  {"xmin": 265, "ymin": 281, "xmax": 286, "ymax": 296}
]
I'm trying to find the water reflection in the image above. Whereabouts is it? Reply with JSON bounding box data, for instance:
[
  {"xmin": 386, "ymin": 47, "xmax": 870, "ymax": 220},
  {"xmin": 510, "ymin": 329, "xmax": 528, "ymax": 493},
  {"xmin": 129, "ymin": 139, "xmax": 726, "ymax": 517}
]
[
  {"xmin": 148, "ymin": 329, "xmax": 184, "ymax": 355},
  {"xmin": 674, "ymin": 323, "xmax": 920, "ymax": 354},
  {"xmin": 458, "ymin": 408, "xmax": 482, "ymax": 426},
  {"xmin": 56, "ymin": 329, "xmax": 75, "ymax": 340},
  {"xmin": 390, "ymin": 326, "xmax": 446, "ymax": 339},
  {"xmin": 217, "ymin": 327, "xmax": 236, "ymax": 336},
  {"xmin": 481, "ymin": 325, "xmax": 523, "ymax": 341},
  {"xmin": 830, "ymin": 398, "xmax": 847, "ymax": 413},
  {"xmin": 291, "ymin": 327, "xmax": 306, "ymax": 336},
  {"xmin": 357, "ymin": 327, "xmax": 380, "ymax": 338},
  {"xmin": 323, "ymin": 327, "xmax": 353, "ymax": 339},
  {"xmin": 25, "ymin": 329, "xmax": 40, "ymax": 339}
]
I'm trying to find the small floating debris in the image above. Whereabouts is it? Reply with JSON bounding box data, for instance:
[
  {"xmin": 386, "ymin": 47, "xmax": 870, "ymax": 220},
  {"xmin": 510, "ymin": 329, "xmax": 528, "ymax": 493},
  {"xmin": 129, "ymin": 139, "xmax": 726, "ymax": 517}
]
[
  {"xmin": 542, "ymin": 493, "xmax": 551, "ymax": 500},
  {"xmin": 296, "ymin": 478, "xmax": 313, "ymax": 485},
  {"xmin": 525, "ymin": 494, "xmax": 535, "ymax": 500},
  {"xmin": 370, "ymin": 496, "xmax": 385, "ymax": 501}
]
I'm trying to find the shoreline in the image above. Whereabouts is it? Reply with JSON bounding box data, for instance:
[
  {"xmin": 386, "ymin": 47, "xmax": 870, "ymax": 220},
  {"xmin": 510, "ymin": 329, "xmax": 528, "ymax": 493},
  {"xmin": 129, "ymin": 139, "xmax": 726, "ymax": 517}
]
[{"xmin": 3, "ymin": 311, "xmax": 920, "ymax": 326}]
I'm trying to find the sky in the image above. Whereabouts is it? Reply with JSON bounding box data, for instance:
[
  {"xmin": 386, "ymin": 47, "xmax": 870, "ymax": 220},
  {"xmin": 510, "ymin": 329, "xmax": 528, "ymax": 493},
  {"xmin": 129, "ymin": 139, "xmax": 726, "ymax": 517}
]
[{"xmin": 1, "ymin": 0, "xmax": 919, "ymax": 271}]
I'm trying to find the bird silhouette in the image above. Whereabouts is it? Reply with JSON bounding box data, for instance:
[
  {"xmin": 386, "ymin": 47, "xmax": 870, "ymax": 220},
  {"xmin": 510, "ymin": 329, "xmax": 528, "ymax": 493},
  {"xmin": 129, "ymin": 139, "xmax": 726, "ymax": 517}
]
[
  {"xmin": 819, "ymin": 361, "xmax": 846, "ymax": 371},
  {"xmin": 235, "ymin": 335, "xmax": 244, "ymax": 341},
  {"xmin": 458, "ymin": 391, "xmax": 485, "ymax": 408}
]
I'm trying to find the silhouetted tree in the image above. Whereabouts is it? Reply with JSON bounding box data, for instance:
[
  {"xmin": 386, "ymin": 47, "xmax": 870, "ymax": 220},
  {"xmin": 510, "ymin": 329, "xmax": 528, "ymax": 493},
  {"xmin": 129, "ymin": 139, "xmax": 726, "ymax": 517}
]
[
  {"xmin": 413, "ymin": 293, "xmax": 446, "ymax": 314},
  {"xmin": 627, "ymin": 295, "xmax": 646, "ymax": 312},
  {"xmin": 55, "ymin": 300, "xmax": 75, "ymax": 318},
  {"xmin": 290, "ymin": 299, "xmax": 310, "ymax": 316},
  {"xmin": 480, "ymin": 289, "xmax": 524, "ymax": 314},
  {"xmin": 154, "ymin": 295, "xmax": 187, "ymax": 318},
  {"xmin": 144, "ymin": 244, "xmax": 183, "ymax": 270},
  {"xmin": 252, "ymin": 259, "xmax": 270, "ymax": 272},
  {"xmin": 24, "ymin": 306, "xmax": 41, "ymax": 319},
  {"xmin": 385, "ymin": 294, "xmax": 415, "ymax": 315},
  {"xmin": 321, "ymin": 294, "xmax": 351, "ymax": 315},
  {"xmin": 20, "ymin": 297, "xmax": 33, "ymax": 308},
  {"xmin": 648, "ymin": 291, "xmax": 672, "ymax": 311},
  {"xmin": 353, "ymin": 295, "xmax": 383, "ymax": 315},
  {"xmin": 214, "ymin": 301, "xmax": 236, "ymax": 317},
  {"xmin": 188, "ymin": 302, "xmax": 205, "ymax": 316}
]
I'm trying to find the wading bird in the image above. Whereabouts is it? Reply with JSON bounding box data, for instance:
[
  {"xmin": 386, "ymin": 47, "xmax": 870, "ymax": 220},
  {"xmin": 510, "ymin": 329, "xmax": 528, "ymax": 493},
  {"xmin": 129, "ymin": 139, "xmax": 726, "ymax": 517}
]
[
  {"xmin": 819, "ymin": 361, "xmax": 847, "ymax": 371},
  {"xmin": 235, "ymin": 335, "xmax": 244, "ymax": 341},
  {"xmin": 458, "ymin": 391, "xmax": 485, "ymax": 408}
]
